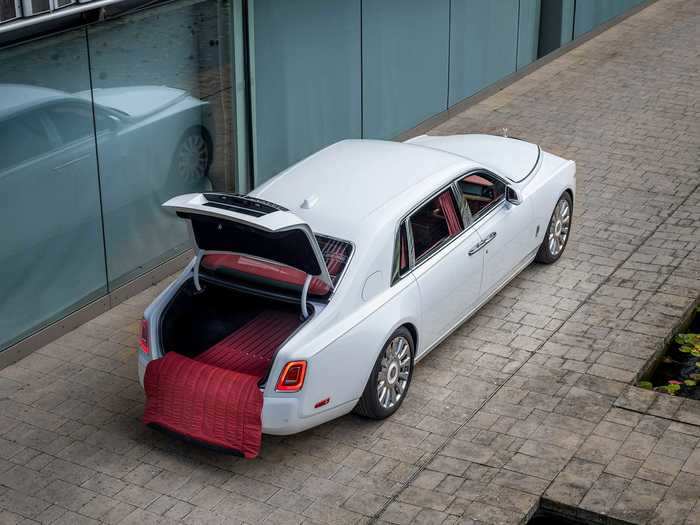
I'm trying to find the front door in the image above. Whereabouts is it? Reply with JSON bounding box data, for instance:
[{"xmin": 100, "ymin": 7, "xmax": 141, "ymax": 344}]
[
  {"xmin": 409, "ymin": 188, "xmax": 484, "ymax": 355},
  {"xmin": 457, "ymin": 172, "xmax": 532, "ymax": 295}
]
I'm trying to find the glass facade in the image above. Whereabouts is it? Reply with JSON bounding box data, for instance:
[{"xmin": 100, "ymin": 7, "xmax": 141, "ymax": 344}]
[
  {"xmin": 0, "ymin": 28, "xmax": 106, "ymax": 350},
  {"xmin": 0, "ymin": 0, "xmax": 235, "ymax": 351},
  {"xmin": 249, "ymin": 0, "xmax": 361, "ymax": 184},
  {"xmin": 0, "ymin": 0, "xmax": 647, "ymax": 353}
]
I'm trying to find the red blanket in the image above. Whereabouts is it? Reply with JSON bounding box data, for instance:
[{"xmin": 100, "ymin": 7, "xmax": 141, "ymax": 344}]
[{"xmin": 143, "ymin": 311, "xmax": 301, "ymax": 458}]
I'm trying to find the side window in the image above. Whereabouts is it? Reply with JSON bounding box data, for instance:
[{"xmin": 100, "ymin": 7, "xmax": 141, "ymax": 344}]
[
  {"xmin": 0, "ymin": 111, "xmax": 54, "ymax": 171},
  {"xmin": 44, "ymin": 103, "xmax": 95, "ymax": 145},
  {"xmin": 458, "ymin": 172, "xmax": 506, "ymax": 220},
  {"xmin": 409, "ymin": 189, "xmax": 462, "ymax": 261},
  {"xmin": 393, "ymin": 223, "xmax": 410, "ymax": 282}
]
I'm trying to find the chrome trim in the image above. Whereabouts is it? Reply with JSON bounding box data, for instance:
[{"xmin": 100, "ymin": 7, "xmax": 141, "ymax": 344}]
[{"xmin": 468, "ymin": 231, "xmax": 497, "ymax": 256}]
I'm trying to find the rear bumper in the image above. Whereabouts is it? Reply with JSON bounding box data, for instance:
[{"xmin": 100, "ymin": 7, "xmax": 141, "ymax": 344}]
[{"xmin": 138, "ymin": 352, "xmax": 355, "ymax": 436}]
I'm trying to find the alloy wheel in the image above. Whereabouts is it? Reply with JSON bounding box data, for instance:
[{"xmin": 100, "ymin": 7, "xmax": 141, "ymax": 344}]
[
  {"xmin": 376, "ymin": 335, "xmax": 411, "ymax": 410},
  {"xmin": 548, "ymin": 198, "xmax": 570, "ymax": 257},
  {"xmin": 177, "ymin": 134, "xmax": 210, "ymax": 183}
]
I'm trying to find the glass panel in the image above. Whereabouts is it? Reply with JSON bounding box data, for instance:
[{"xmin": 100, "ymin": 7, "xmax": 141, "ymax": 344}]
[
  {"xmin": 448, "ymin": 0, "xmax": 519, "ymax": 107},
  {"xmin": 23, "ymin": 0, "xmax": 50, "ymax": 15},
  {"xmin": 573, "ymin": 0, "xmax": 641, "ymax": 38},
  {"xmin": 516, "ymin": 0, "xmax": 541, "ymax": 70},
  {"xmin": 0, "ymin": 0, "xmax": 21, "ymax": 23},
  {"xmin": 458, "ymin": 173, "xmax": 506, "ymax": 219},
  {"xmin": 87, "ymin": 0, "xmax": 236, "ymax": 287},
  {"xmin": 250, "ymin": 0, "xmax": 361, "ymax": 184},
  {"xmin": 0, "ymin": 29, "xmax": 107, "ymax": 351},
  {"xmin": 362, "ymin": 0, "xmax": 449, "ymax": 138},
  {"xmin": 538, "ymin": 0, "xmax": 575, "ymax": 58},
  {"xmin": 409, "ymin": 191, "xmax": 460, "ymax": 260}
]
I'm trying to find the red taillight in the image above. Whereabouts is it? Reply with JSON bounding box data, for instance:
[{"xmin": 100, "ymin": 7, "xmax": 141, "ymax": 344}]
[
  {"xmin": 139, "ymin": 319, "xmax": 149, "ymax": 354},
  {"xmin": 275, "ymin": 361, "xmax": 307, "ymax": 392}
]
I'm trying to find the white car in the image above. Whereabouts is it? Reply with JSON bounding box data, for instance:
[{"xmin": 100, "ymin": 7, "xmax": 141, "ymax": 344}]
[{"xmin": 138, "ymin": 134, "xmax": 575, "ymax": 455}]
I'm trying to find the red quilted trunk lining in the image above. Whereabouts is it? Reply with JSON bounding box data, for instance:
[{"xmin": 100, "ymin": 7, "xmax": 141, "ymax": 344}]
[{"xmin": 143, "ymin": 311, "xmax": 301, "ymax": 458}]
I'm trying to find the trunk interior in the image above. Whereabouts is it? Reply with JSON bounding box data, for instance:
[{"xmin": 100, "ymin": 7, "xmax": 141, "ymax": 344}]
[{"xmin": 160, "ymin": 279, "xmax": 306, "ymax": 369}]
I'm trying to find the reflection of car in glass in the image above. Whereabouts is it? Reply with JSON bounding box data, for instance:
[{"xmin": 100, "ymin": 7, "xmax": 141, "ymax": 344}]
[
  {"xmin": 74, "ymin": 85, "xmax": 214, "ymax": 187},
  {"xmin": 138, "ymin": 135, "xmax": 575, "ymax": 458},
  {"xmin": 0, "ymin": 83, "xmax": 213, "ymax": 293}
]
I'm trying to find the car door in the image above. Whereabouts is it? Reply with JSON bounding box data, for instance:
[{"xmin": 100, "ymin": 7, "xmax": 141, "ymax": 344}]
[
  {"xmin": 407, "ymin": 187, "xmax": 484, "ymax": 355},
  {"xmin": 457, "ymin": 171, "xmax": 532, "ymax": 296}
]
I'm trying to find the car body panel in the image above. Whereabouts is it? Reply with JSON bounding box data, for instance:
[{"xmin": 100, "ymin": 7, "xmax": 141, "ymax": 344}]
[
  {"xmin": 162, "ymin": 192, "xmax": 333, "ymax": 287},
  {"xmin": 138, "ymin": 135, "xmax": 576, "ymax": 435},
  {"xmin": 406, "ymin": 133, "xmax": 541, "ymax": 183}
]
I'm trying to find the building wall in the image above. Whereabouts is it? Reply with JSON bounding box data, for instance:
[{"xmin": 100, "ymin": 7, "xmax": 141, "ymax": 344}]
[{"xmin": 249, "ymin": 0, "xmax": 648, "ymax": 184}]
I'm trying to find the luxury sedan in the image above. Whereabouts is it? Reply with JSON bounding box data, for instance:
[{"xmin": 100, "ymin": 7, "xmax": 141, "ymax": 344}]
[{"xmin": 138, "ymin": 134, "xmax": 575, "ymax": 458}]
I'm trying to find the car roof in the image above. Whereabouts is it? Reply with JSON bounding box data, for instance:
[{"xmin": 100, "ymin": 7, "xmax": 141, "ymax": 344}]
[
  {"xmin": 250, "ymin": 139, "xmax": 475, "ymax": 241},
  {"xmin": 0, "ymin": 84, "xmax": 73, "ymax": 120}
]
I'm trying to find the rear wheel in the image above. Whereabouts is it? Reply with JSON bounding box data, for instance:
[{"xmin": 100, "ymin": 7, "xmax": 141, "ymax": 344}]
[
  {"xmin": 355, "ymin": 327, "xmax": 414, "ymax": 419},
  {"xmin": 536, "ymin": 192, "xmax": 572, "ymax": 264},
  {"xmin": 173, "ymin": 127, "xmax": 212, "ymax": 185}
]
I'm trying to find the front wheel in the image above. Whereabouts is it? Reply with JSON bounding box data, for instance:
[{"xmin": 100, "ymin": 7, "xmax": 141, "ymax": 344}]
[
  {"xmin": 536, "ymin": 192, "xmax": 572, "ymax": 264},
  {"xmin": 354, "ymin": 327, "xmax": 414, "ymax": 419}
]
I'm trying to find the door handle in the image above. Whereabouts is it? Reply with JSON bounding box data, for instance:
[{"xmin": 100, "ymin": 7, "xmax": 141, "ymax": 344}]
[{"xmin": 468, "ymin": 232, "xmax": 497, "ymax": 256}]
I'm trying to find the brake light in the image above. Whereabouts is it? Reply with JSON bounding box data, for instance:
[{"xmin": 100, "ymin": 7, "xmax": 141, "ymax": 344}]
[
  {"xmin": 276, "ymin": 361, "xmax": 307, "ymax": 392},
  {"xmin": 139, "ymin": 319, "xmax": 149, "ymax": 354}
]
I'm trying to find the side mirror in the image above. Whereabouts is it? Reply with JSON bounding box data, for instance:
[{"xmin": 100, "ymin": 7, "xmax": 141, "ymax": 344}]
[{"xmin": 506, "ymin": 186, "xmax": 522, "ymax": 205}]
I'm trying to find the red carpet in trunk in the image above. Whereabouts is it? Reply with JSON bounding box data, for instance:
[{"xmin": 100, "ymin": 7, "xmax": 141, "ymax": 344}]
[{"xmin": 143, "ymin": 311, "xmax": 301, "ymax": 458}]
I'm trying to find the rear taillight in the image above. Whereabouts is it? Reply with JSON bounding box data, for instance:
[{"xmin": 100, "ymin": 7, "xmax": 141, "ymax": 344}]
[
  {"xmin": 139, "ymin": 319, "xmax": 150, "ymax": 354},
  {"xmin": 275, "ymin": 361, "xmax": 307, "ymax": 392}
]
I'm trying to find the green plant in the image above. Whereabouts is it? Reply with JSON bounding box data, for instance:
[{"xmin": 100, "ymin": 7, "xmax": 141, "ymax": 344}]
[
  {"xmin": 638, "ymin": 381, "xmax": 653, "ymax": 390},
  {"xmin": 656, "ymin": 381, "xmax": 682, "ymax": 395}
]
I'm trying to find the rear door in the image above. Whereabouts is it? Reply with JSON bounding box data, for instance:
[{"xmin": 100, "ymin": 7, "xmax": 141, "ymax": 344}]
[
  {"xmin": 407, "ymin": 188, "xmax": 484, "ymax": 355},
  {"xmin": 163, "ymin": 193, "xmax": 334, "ymax": 289}
]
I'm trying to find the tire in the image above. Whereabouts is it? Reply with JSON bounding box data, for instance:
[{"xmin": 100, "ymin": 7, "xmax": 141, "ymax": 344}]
[
  {"xmin": 354, "ymin": 327, "xmax": 414, "ymax": 419},
  {"xmin": 171, "ymin": 127, "xmax": 213, "ymax": 186},
  {"xmin": 536, "ymin": 192, "xmax": 572, "ymax": 264}
]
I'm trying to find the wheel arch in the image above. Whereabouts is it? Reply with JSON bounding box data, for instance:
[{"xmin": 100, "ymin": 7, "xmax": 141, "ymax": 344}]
[{"xmin": 400, "ymin": 322, "xmax": 418, "ymax": 357}]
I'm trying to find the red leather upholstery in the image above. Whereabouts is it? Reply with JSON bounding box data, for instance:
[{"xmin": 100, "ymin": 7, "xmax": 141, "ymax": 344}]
[
  {"xmin": 143, "ymin": 352, "xmax": 263, "ymax": 458},
  {"xmin": 197, "ymin": 311, "xmax": 301, "ymax": 376},
  {"xmin": 438, "ymin": 191, "xmax": 462, "ymax": 236},
  {"xmin": 143, "ymin": 311, "xmax": 301, "ymax": 458},
  {"xmin": 202, "ymin": 254, "xmax": 331, "ymax": 295}
]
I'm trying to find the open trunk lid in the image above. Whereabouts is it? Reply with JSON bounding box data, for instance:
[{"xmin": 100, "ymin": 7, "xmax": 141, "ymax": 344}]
[{"xmin": 164, "ymin": 193, "xmax": 334, "ymax": 289}]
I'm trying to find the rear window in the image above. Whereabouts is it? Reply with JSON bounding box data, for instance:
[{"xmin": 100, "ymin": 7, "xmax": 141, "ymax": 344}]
[{"xmin": 199, "ymin": 234, "xmax": 352, "ymax": 299}]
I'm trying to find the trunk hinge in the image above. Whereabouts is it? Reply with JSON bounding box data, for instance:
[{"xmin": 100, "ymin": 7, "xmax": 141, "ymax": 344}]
[
  {"xmin": 193, "ymin": 249, "xmax": 205, "ymax": 292},
  {"xmin": 301, "ymin": 274, "xmax": 312, "ymax": 319}
]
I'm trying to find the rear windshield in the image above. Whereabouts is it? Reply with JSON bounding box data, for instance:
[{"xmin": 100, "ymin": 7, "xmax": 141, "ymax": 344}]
[{"xmin": 199, "ymin": 234, "xmax": 352, "ymax": 299}]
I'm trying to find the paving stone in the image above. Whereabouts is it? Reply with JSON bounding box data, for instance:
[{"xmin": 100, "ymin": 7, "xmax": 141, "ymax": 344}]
[
  {"xmin": 580, "ymin": 472, "xmax": 629, "ymax": 514},
  {"xmin": 611, "ymin": 478, "xmax": 668, "ymax": 524},
  {"xmin": 575, "ymin": 435, "xmax": 623, "ymax": 465},
  {"xmin": 545, "ymin": 459, "xmax": 604, "ymax": 507}
]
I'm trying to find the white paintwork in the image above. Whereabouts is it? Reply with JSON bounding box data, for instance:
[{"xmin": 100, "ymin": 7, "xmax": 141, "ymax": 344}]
[
  {"xmin": 406, "ymin": 134, "xmax": 541, "ymax": 183},
  {"xmin": 138, "ymin": 135, "xmax": 576, "ymax": 435}
]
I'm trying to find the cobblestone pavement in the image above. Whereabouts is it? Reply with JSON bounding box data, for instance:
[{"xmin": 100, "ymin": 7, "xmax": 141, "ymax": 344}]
[{"xmin": 1, "ymin": 0, "xmax": 699, "ymax": 524}]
